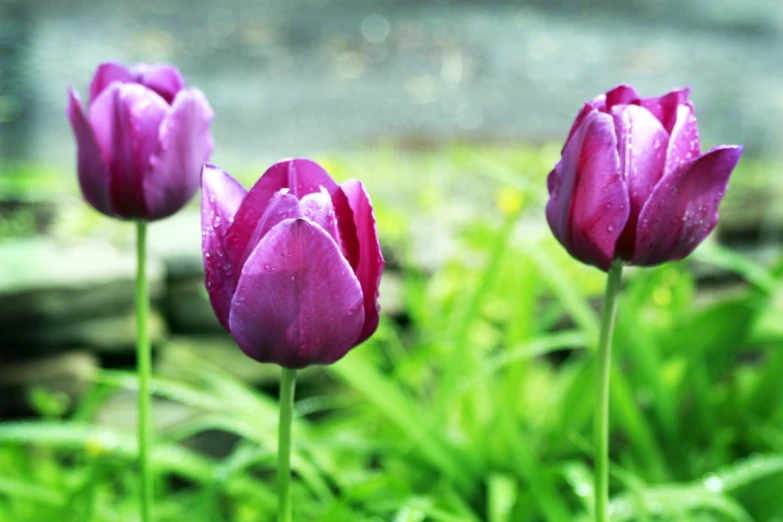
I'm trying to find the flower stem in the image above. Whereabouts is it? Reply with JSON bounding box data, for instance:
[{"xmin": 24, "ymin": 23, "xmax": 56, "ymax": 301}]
[
  {"xmin": 278, "ymin": 368, "xmax": 297, "ymax": 522},
  {"xmin": 595, "ymin": 260, "xmax": 623, "ymax": 522},
  {"xmin": 135, "ymin": 221, "xmax": 153, "ymax": 522}
]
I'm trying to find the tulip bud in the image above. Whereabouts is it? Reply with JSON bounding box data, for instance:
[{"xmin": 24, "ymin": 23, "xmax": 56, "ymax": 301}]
[
  {"xmin": 67, "ymin": 61, "xmax": 214, "ymax": 221},
  {"xmin": 546, "ymin": 85, "xmax": 743, "ymax": 271},
  {"xmin": 201, "ymin": 159, "xmax": 385, "ymax": 368}
]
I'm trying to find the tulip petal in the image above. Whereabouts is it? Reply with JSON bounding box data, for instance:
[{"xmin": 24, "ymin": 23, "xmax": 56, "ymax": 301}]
[
  {"xmin": 229, "ymin": 218, "xmax": 365, "ymax": 368},
  {"xmin": 226, "ymin": 159, "xmax": 339, "ymax": 272},
  {"xmin": 546, "ymin": 110, "xmax": 630, "ymax": 271},
  {"xmin": 67, "ymin": 87, "xmax": 114, "ymax": 217},
  {"xmin": 603, "ymin": 84, "xmax": 641, "ymax": 110},
  {"xmin": 663, "ymin": 104, "xmax": 701, "ymax": 178},
  {"xmin": 89, "ymin": 62, "xmax": 134, "ymax": 104},
  {"xmin": 237, "ymin": 192, "xmax": 303, "ymax": 271},
  {"xmin": 331, "ymin": 188, "xmax": 360, "ymax": 270},
  {"xmin": 144, "ymin": 88, "xmax": 214, "ymax": 220},
  {"xmin": 202, "ymin": 165, "xmax": 248, "ymax": 330},
  {"xmin": 640, "ymin": 88, "xmax": 690, "ymax": 133},
  {"xmin": 300, "ymin": 191, "xmax": 340, "ymax": 243},
  {"xmin": 611, "ymin": 104, "xmax": 669, "ymax": 259},
  {"xmin": 333, "ymin": 180, "xmax": 384, "ymax": 343},
  {"xmin": 632, "ymin": 146, "xmax": 743, "ymax": 266},
  {"xmin": 89, "ymin": 83, "xmax": 169, "ymax": 218},
  {"xmin": 131, "ymin": 64, "xmax": 185, "ymax": 104},
  {"xmin": 564, "ymin": 103, "xmax": 594, "ymax": 153},
  {"xmin": 565, "ymin": 85, "xmax": 641, "ymax": 152}
]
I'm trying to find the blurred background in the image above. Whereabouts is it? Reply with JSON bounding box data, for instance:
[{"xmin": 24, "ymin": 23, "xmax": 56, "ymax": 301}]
[{"xmin": 2, "ymin": 0, "xmax": 783, "ymax": 521}]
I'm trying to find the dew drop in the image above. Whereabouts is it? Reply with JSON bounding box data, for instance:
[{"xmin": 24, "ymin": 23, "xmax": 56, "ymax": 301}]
[{"xmin": 703, "ymin": 473, "xmax": 724, "ymax": 493}]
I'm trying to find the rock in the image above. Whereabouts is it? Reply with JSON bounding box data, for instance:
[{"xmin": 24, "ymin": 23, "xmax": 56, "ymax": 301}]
[
  {"xmin": 147, "ymin": 212, "xmax": 204, "ymax": 282},
  {"xmin": 0, "ymin": 351, "xmax": 98, "ymax": 417},
  {"xmin": 0, "ymin": 238, "xmax": 165, "ymax": 332},
  {"xmin": 2, "ymin": 310, "xmax": 167, "ymax": 359},
  {"xmin": 164, "ymin": 278, "xmax": 223, "ymax": 335}
]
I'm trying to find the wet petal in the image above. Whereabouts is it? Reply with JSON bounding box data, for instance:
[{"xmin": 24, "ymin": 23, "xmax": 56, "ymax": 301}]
[
  {"xmin": 603, "ymin": 84, "xmax": 641, "ymax": 110},
  {"xmin": 144, "ymin": 88, "xmax": 214, "ymax": 220},
  {"xmin": 632, "ymin": 146, "xmax": 743, "ymax": 266},
  {"xmin": 89, "ymin": 83, "xmax": 169, "ymax": 219},
  {"xmin": 663, "ymin": 104, "xmax": 701, "ymax": 178},
  {"xmin": 89, "ymin": 62, "xmax": 134, "ymax": 104},
  {"xmin": 67, "ymin": 87, "xmax": 114, "ymax": 217},
  {"xmin": 640, "ymin": 87, "xmax": 690, "ymax": 133},
  {"xmin": 545, "ymin": 110, "xmax": 629, "ymax": 271},
  {"xmin": 229, "ymin": 218, "xmax": 365, "ymax": 368},
  {"xmin": 611, "ymin": 104, "xmax": 669, "ymax": 259},
  {"xmin": 300, "ymin": 190, "xmax": 340, "ymax": 243},
  {"xmin": 236, "ymin": 192, "xmax": 303, "ymax": 271},
  {"xmin": 201, "ymin": 165, "xmax": 248, "ymax": 330},
  {"xmin": 225, "ymin": 159, "xmax": 339, "ymax": 272},
  {"xmin": 563, "ymin": 103, "xmax": 595, "ymax": 153},
  {"xmin": 131, "ymin": 63, "xmax": 185, "ymax": 104},
  {"xmin": 333, "ymin": 179, "xmax": 384, "ymax": 343}
]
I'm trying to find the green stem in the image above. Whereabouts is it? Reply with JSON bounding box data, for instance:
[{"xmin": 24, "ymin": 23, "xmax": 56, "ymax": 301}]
[
  {"xmin": 595, "ymin": 260, "xmax": 623, "ymax": 522},
  {"xmin": 136, "ymin": 221, "xmax": 153, "ymax": 522},
  {"xmin": 278, "ymin": 368, "xmax": 297, "ymax": 522}
]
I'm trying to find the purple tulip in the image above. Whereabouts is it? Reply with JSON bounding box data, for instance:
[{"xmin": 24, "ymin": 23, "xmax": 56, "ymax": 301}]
[
  {"xmin": 67, "ymin": 61, "xmax": 214, "ymax": 221},
  {"xmin": 201, "ymin": 159, "xmax": 385, "ymax": 368},
  {"xmin": 546, "ymin": 85, "xmax": 743, "ymax": 271}
]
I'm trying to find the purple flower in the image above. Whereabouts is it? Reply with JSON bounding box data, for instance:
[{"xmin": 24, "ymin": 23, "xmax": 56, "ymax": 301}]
[
  {"xmin": 67, "ymin": 61, "xmax": 214, "ymax": 221},
  {"xmin": 201, "ymin": 159, "xmax": 385, "ymax": 369},
  {"xmin": 546, "ymin": 85, "xmax": 743, "ymax": 271}
]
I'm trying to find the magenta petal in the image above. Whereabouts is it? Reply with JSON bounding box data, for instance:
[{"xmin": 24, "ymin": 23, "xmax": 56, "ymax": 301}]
[
  {"xmin": 89, "ymin": 83, "xmax": 169, "ymax": 219},
  {"xmin": 663, "ymin": 104, "xmax": 701, "ymax": 178},
  {"xmin": 603, "ymin": 84, "xmax": 641, "ymax": 110},
  {"xmin": 225, "ymin": 159, "xmax": 339, "ymax": 271},
  {"xmin": 202, "ymin": 165, "xmax": 248, "ymax": 330},
  {"xmin": 611, "ymin": 104, "xmax": 669, "ymax": 259},
  {"xmin": 67, "ymin": 87, "xmax": 114, "ymax": 217},
  {"xmin": 300, "ymin": 191, "xmax": 340, "ymax": 243},
  {"xmin": 333, "ymin": 180, "xmax": 384, "ymax": 343},
  {"xmin": 632, "ymin": 146, "xmax": 743, "ymax": 266},
  {"xmin": 640, "ymin": 87, "xmax": 690, "ymax": 133},
  {"xmin": 144, "ymin": 88, "xmax": 214, "ymax": 220},
  {"xmin": 331, "ymin": 188, "xmax": 360, "ymax": 269},
  {"xmin": 236, "ymin": 192, "xmax": 303, "ymax": 272},
  {"xmin": 545, "ymin": 111, "xmax": 630, "ymax": 271},
  {"xmin": 131, "ymin": 63, "xmax": 185, "ymax": 104},
  {"xmin": 229, "ymin": 218, "xmax": 365, "ymax": 368},
  {"xmin": 89, "ymin": 62, "xmax": 134, "ymax": 104},
  {"xmin": 563, "ymin": 103, "xmax": 595, "ymax": 153}
]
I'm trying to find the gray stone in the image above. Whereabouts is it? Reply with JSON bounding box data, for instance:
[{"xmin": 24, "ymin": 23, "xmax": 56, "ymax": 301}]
[
  {"xmin": 147, "ymin": 212, "xmax": 204, "ymax": 282},
  {"xmin": 2, "ymin": 309, "xmax": 167, "ymax": 358},
  {"xmin": 0, "ymin": 238, "xmax": 165, "ymax": 331},
  {"xmin": 164, "ymin": 278, "xmax": 222, "ymax": 335},
  {"xmin": 0, "ymin": 351, "xmax": 98, "ymax": 416}
]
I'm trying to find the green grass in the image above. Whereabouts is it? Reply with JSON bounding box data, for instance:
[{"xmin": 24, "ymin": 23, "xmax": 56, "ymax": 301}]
[{"xmin": 2, "ymin": 145, "xmax": 783, "ymax": 521}]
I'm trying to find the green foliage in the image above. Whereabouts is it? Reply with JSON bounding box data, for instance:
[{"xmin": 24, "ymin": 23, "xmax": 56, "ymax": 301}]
[{"xmin": 2, "ymin": 146, "xmax": 783, "ymax": 520}]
